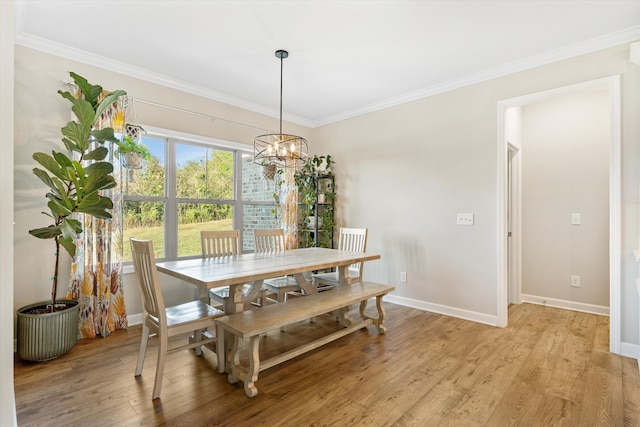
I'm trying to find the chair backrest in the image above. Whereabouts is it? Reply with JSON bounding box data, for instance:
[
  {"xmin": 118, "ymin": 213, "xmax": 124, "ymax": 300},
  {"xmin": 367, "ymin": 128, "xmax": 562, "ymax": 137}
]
[
  {"xmin": 130, "ymin": 238, "xmax": 166, "ymax": 324},
  {"xmin": 254, "ymin": 228, "xmax": 286, "ymax": 253},
  {"xmin": 201, "ymin": 230, "xmax": 240, "ymax": 258},
  {"xmin": 338, "ymin": 227, "xmax": 368, "ymax": 277}
]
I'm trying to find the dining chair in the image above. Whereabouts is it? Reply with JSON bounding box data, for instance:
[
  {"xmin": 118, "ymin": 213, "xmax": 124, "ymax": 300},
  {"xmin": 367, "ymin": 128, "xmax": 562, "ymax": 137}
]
[
  {"xmin": 130, "ymin": 238, "xmax": 224, "ymax": 400},
  {"xmin": 202, "ymin": 230, "xmax": 268, "ymax": 308},
  {"xmin": 254, "ymin": 228, "xmax": 301, "ymax": 302},
  {"xmin": 312, "ymin": 227, "xmax": 368, "ymax": 289}
]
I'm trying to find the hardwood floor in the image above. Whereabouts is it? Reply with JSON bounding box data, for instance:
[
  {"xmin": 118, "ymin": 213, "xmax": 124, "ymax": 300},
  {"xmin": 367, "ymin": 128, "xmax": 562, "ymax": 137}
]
[{"xmin": 14, "ymin": 303, "xmax": 640, "ymax": 426}]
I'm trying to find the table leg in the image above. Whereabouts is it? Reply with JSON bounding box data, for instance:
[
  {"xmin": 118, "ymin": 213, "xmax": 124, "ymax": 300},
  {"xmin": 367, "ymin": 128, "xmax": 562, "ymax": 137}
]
[
  {"xmin": 191, "ymin": 284, "xmax": 210, "ymax": 355},
  {"xmin": 294, "ymin": 272, "xmax": 318, "ymax": 295},
  {"xmin": 335, "ymin": 265, "xmax": 354, "ymax": 326},
  {"xmin": 337, "ymin": 265, "xmax": 352, "ymax": 287},
  {"xmin": 242, "ymin": 279, "xmax": 265, "ymax": 305}
]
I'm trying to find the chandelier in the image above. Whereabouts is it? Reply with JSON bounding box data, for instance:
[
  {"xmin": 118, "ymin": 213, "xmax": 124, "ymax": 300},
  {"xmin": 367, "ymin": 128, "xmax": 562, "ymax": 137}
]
[{"xmin": 254, "ymin": 50, "xmax": 308, "ymax": 169}]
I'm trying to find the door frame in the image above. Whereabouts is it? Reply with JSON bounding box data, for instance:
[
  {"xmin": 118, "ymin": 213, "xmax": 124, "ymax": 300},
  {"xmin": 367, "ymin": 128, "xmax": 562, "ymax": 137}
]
[
  {"xmin": 496, "ymin": 75, "xmax": 621, "ymax": 354},
  {"xmin": 507, "ymin": 141, "xmax": 521, "ymax": 306}
]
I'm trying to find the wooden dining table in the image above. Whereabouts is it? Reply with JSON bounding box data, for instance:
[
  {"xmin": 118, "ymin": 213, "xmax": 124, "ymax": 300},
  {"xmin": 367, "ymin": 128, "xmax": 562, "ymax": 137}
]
[{"xmin": 155, "ymin": 247, "xmax": 381, "ymax": 369}]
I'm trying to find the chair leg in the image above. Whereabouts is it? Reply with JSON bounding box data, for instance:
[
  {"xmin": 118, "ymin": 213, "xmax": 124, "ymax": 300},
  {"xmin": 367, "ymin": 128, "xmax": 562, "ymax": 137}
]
[
  {"xmin": 191, "ymin": 328, "xmax": 204, "ymax": 356},
  {"xmin": 279, "ymin": 290, "xmax": 287, "ymax": 332},
  {"xmin": 135, "ymin": 324, "xmax": 150, "ymax": 377},
  {"xmin": 152, "ymin": 334, "xmax": 168, "ymax": 400}
]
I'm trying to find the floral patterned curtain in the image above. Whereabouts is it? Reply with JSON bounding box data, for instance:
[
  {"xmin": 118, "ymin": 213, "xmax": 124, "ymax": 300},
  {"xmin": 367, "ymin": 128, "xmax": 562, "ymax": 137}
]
[
  {"xmin": 278, "ymin": 166, "xmax": 298, "ymax": 250},
  {"xmin": 67, "ymin": 89, "xmax": 128, "ymax": 339}
]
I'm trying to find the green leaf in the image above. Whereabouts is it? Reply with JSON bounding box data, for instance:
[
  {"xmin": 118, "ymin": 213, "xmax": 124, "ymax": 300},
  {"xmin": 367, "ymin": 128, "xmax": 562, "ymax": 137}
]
[
  {"xmin": 58, "ymin": 90, "xmax": 76, "ymax": 104},
  {"xmin": 78, "ymin": 193, "xmax": 113, "ymax": 211},
  {"xmin": 32, "ymin": 168, "xmax": 57, "ymax": 192},
  {"xmin": 51, "ymin": 150, "xmax": 73, "ymax": 169},
  {"xmin": 58, "ymin": 235, "xmax": 76, "ymax": 258},
  {"xmin": 94, "ymin": 90, "xmax": 126, "ymax": 121},
  {"xmin": 60, "ymin": 217, "xmax": 79, "ymax": 242},
  {"xmin": 50, "ymin": 176, "xmax": 68, "ymax": 201},
  {"xmin": 82, "ymin": 174, "xmax": 116, "ymax": 198},
  {"xmin": 61, "ymin": 137, "xmax": 79, "ymax": 154},
  {"xmin": 77, "ymin": 204, "xmax": 113, "ymax": 219},
  {"xmin": 61, "ymin": 121, "xmax": 89, "ymax": 149},
  {"xmin": 69, "ymin": 71, "xmax": 103, "ymax": 106},
  {"xmin": 85, "ymin": 161, "xmax": 114, "ymax": 175},
  {"xmin": 65, "ymin": 218, "xmax": 83, "ymax": 233},
  {"xmin": 29, "ymin": 225, "xmax": 61, "ymax": 240},
  {"xmin": 70, "ymin": 99, "xmax": 95, "ymax": 151},
  {"xmin": 47, "ymin": 197, "xmax": 73, "ymax": 218},
  {"xmin": 92, "ymin": 128, "xmax": 118, "ymax": 144},
  {"xmin": 84, "ymin": 146, "xmax": 109, "ymax": 161},
  {"xmin": 33, "ymin": 153, "xmax": 65, "ymax": 181}
]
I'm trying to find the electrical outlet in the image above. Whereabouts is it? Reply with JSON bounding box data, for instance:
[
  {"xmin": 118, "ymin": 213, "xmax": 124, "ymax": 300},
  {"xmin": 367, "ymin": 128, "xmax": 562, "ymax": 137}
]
[
  {"xmin": 571, "ymin": 213, "xmax": 581, "ymax": 225},
  {"xmin": 571, "ymin": 275, "xmax": 580, "ymax": 287},
  {"xmin": 400, "ymin": 272, "xmax": 407, "ymax": 283},
  {"xmin": 456, "ymin": 213, "xmax": 474, "ymax": 226}
]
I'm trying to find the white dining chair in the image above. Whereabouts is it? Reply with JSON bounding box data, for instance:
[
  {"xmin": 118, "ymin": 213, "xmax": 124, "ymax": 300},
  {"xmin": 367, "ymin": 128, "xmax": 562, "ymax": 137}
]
[
  {"xmin": 312, "ymin": 227, "xmax": 368, "ymax": 289},
  {"xmin": 254, "ymin": 228, "xmax": 302, "ymax": 302},
  {"xmin": 202, "ymin": 230, "xmax": 268, "ymax": 308},
  {"xmin": 130, "ymin": 238, "xmax": 224, "ymax": 400}
]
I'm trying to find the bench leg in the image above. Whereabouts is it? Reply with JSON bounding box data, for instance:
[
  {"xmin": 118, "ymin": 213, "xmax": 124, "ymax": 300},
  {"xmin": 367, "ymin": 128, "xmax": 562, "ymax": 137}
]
[
  {"xmin": 359, "ymin": 295, "xmax": 387, "ymax": 333},
  {"xmin": 226, "ymin": 334, "xmax": 260, "ymax": 397},
  {"xmin": 227, "ymin": 335, "xmax": 241, "ymax": 384},
  {"xmin": 216, "ymin": 324, "xmax": 226, "ymax": 374},
  {"xmin": 245, "ymin": 336, "xmax": 260, "ymax": 397}
]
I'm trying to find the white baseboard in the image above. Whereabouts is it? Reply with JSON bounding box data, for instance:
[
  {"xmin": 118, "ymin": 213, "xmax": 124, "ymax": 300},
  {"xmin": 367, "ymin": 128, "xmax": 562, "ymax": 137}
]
[
  {"xmin": 127, "ymin": 313, "xmax": 143, "ymax": 326},
  {"xmin": 384, "ymin": 294, "xmax": 499, "ymax": 326},
  {"xmin": 521, "ymin": 294, "xmax": 609, "ymax": 316},
  {"xmin": 620, "ymin": 341, "xmax": 639, "ymax": 362}
]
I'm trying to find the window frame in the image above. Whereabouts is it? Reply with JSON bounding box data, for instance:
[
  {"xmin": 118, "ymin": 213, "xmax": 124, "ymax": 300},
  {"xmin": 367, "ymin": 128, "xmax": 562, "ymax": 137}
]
[{"xmin": 122, "ymin": 126, "xmax": 273, "ymax": 272}]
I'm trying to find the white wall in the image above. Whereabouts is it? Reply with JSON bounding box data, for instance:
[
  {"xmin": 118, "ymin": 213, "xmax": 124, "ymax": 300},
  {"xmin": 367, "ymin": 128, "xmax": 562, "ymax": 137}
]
[
  {"xmin": 1, "ymin": 1, "xmax": 17, "ymax": 425},
  {"xmin": 12, "ymin": 46, "xmax": 312, "ymax": 317},
  {"xmin": 521, "ymin": 90, "xmax": 610, "ymax": 308},
  {"xmin": 313, "ymin": 43, "xmax": 640, "ymax": 345},
  {"xmin": 11, "ymin": 41, "xmax": 640, "ymax": 353}
]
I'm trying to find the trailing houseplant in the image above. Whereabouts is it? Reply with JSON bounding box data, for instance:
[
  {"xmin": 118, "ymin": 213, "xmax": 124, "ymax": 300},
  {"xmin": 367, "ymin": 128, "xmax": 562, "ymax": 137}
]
[
  {"xmin": 18, "ymin": 72, "xmax": 126, "ymax": 361},
  {"xmin": 115, "ymin": 134, "xmax": 151, "ymax": 170},
  {"xmin": 294, "ymin": 155, "xmax": 335, "ymax": 247}
]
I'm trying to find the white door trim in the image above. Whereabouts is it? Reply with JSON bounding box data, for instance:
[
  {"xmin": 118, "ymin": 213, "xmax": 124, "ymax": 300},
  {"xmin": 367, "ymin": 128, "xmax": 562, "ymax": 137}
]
[
  {"xmin": 496, "ymin": 76, "xmax": 622, "ymax": 354},
  {"xmin": 507, "ymin": 142, "xmax": 522, "ymax": 305}
]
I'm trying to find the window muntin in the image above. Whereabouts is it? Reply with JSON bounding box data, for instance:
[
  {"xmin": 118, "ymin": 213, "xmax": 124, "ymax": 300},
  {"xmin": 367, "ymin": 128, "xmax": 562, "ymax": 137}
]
[{"xmin": 121, "ymin": 132, "xmax": 277, "ymax": 262}]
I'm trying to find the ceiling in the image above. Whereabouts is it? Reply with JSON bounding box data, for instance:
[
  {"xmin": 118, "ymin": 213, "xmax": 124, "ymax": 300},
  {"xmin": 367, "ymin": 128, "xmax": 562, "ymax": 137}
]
[{"xmin": 14, "ymin": 1, "xmax": 640, "ymax": 127}]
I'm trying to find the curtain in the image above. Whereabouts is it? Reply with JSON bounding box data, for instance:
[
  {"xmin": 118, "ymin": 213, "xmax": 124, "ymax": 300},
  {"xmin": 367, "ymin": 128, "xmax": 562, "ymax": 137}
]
[
  {"xmin": 279, "ymin": 166, "xmax": 298, "ymax": 250},
  {"xmin": 67, "ymin": 90, "xmax": 128, "ymax": 339}
]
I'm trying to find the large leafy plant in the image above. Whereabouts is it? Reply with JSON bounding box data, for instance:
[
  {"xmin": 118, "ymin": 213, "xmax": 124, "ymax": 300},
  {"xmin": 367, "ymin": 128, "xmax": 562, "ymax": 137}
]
[{"xmin": 29, "ymin": 72, "xmax": 126, "ymax": 309}]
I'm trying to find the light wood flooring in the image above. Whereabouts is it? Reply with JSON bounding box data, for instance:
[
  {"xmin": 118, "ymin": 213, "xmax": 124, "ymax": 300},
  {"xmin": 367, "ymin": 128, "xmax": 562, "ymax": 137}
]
[{"xmin": 14, "ymin": 302, "xmax": 640, "ymax": 426}]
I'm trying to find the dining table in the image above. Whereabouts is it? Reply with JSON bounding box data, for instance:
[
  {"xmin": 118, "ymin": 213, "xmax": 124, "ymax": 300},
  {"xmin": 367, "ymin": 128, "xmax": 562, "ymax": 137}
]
[{"xmin": 155, "ymin": 247, "xmax": 381, "ymax": 370}]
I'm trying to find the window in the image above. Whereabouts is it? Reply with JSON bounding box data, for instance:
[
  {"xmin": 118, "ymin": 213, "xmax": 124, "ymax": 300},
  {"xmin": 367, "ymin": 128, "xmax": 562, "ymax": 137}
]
[{"xmin": 122, "ymin": 129, "xmax": 277, "ymax": 263}]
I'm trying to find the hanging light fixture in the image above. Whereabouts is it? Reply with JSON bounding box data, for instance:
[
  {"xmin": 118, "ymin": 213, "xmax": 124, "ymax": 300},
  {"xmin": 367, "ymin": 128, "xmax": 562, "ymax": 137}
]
[{"xmin": 254, "ymin": 50, "xmax": 308, "ymax": 169}]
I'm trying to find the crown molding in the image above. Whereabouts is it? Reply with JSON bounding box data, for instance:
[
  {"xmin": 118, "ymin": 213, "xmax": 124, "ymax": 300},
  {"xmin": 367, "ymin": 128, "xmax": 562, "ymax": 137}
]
[
  {"xmin": 13, "ymin": 32, "xmax": 315, "ymax": 128},
  {"xmin": 14, "ymin": 20, "xmax": 640, "ymax": 129},
  {"xmin": 311, "ymin": 25, "xmax": 640, "ymax": 127}
]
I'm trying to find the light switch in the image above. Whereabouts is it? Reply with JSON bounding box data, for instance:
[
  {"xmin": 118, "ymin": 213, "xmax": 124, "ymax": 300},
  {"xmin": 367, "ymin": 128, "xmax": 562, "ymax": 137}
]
[
  {"xmin": 571, "ymin": 213, "xmax": 581, "ymax": 225},
  {"xmin": 457, "ymin": 213, "xmax": 474, "ymax": 226}
]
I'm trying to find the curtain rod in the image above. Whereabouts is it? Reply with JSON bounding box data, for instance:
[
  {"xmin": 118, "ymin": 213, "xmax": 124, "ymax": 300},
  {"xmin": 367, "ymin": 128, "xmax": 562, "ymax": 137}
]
[
  {"xmin": 61, "ymin": 80, "xmax": 271, "ymax": 133},
  {"xmin": 132, "ymin": 97, "xmax": 271, "ymax": 133}
]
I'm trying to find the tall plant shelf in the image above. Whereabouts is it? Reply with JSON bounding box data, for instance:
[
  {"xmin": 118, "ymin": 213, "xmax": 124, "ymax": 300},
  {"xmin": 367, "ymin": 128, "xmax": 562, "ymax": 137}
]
[{"xmin": 297, "ymin": 172, "xmax": 335, "ymax": 248}]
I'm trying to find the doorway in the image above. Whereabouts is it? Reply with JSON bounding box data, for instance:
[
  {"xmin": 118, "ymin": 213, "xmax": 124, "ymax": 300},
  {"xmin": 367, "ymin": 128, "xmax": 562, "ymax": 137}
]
[{"xmin": 497, "ymin": 76, "xmax": 621, "ymax": 353}]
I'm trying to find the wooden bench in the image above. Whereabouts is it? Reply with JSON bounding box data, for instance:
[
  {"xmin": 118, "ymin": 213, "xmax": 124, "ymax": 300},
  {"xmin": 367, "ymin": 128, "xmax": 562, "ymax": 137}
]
[{"xmin": 215, "ymin": 281, "xmax": 395, "ymax": 397}]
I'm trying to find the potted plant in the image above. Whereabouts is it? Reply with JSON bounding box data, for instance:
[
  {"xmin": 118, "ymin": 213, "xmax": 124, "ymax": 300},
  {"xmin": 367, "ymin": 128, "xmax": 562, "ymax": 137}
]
[
  {"xmin": 259, "ymin": 159, "xmax": 277, "ymax": 180},
  {"xmin": 17, "ymin": 72, "xmax": 126, "ymax": 361},
  {"xmin": 116, "ymin": 134, "xmax": 151, "ymax": 170}
]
